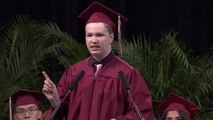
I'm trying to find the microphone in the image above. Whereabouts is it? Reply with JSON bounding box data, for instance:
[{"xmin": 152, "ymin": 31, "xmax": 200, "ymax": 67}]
[
  {"xmin": 118, "ymin": 71, "xmax": 145, "ymax": 120},
  {"xmin": 118, "ymin": 71, "xmax": 130, "ymax": 91},
  {"xmin": 49, "ymin": 70, "xmax": 85, "ymax": 120},
  {"xmin": 69, "ymin": 71, "xmax": 85, "ymax": 91}
]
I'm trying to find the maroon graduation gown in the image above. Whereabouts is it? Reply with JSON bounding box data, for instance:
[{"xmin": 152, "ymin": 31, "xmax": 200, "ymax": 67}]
[{"xmin": 44, "ymin": 54, "xmax": 153, "ymax": 120}]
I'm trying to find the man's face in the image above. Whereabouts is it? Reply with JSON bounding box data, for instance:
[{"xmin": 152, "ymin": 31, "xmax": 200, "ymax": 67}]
[
  {"xmin": 13, "ymin": 104, "xmax": 42, "ymax": 120},
  {"xmin": 166, "ymin": 110, "xmax": 182, "ymax": 120},
  {"xmin": 85, "ymin": 22, "xmax": 114, "ymax": 61}
]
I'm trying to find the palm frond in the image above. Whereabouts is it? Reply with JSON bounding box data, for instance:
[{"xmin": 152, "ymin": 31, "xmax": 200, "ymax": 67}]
[
  {"xmin": 121, "ymin": 31, "xmax": 213, "ymax": 119},
  {"xmin": 0, "ymin": 14, "xmax": 89, "ymax": 118}
]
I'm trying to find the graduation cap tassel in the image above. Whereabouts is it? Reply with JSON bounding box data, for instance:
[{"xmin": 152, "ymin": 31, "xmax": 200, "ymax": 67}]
[
  {"xmin": 118, "ymin": 15, "xmax": 122, "ymax": 56},
  {"xmin": 9, "ymin": 96, "xmax": 12, "ymax": 120}
]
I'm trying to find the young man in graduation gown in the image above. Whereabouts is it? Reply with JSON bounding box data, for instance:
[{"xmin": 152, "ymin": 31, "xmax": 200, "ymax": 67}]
[{"xmin": 42, "ymin": 2, "xmax": 154, "ymax": 120}]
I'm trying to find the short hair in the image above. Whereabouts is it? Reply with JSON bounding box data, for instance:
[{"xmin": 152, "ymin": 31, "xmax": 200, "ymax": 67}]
[
  {"xmin": 85, "ymin": 22, "xmax": 114, "ymax": 34},
  {"xmin": 103, "ymin": 23, "xmax": 114, "ymax": 34}
]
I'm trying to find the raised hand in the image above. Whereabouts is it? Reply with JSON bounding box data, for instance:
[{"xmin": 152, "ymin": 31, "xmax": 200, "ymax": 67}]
[{"xmin": 42, "ymin": 71, "xmax": 61, "ymax": 108}]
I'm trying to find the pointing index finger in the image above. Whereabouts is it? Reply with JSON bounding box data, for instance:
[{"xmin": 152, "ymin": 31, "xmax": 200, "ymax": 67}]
[{"xmin": 42, "ymin": 71, "xmax": 51, "ymax": 80}]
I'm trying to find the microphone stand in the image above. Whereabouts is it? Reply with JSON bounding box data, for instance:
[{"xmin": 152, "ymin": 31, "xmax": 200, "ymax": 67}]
[
  {"xmin": 49, "ymin": 71, "xmax": 85, "ymax": 120},
  {"xmin": 49, "ymin": 89, "xmax": 71, "ymax": 120},
  {"xmin": 118, "ymin": 71, "xmax": 145, "ymax": 120},
  {"xmin": 126, "ymin": 89, "xmax": 145, "ymax": 120}
]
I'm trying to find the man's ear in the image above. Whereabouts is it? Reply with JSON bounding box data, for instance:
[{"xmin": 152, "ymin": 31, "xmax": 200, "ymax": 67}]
[
  {"xmin": 110, "ymin": 33, "xmax": 114, "ymax": 43},
  {"xmin": 13, "ymin": 114, "xmax": 17, "ymax": 120},
  {"xmin": 37, "ymin": 110, "xmax": 42, "ymax": 120}
]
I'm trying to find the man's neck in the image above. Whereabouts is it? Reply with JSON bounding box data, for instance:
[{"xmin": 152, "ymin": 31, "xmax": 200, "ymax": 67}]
[{"xmin": 93, "ymin": 51, "xmax": 111, "ymax": 62}]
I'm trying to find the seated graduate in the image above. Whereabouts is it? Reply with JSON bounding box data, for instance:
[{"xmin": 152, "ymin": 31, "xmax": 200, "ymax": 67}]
[
  {"xmin": 156, "ymin": 93, "xmax": 200, "ymax": 120},
  {"xmin": 7, "ymin": 89, "xmax": 44, "ymax": 120}
]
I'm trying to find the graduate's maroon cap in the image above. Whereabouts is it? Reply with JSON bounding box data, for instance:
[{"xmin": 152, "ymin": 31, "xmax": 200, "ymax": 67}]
[
  {"xmin": 78, "ymin": 1, "xmax": 128, "ymax": 32},
  {"xmin": 156, "ymin": 93, "xmax": 200, "ymax": 119},
  {"xmin": 8, "ymin": 89, "xmax": 44, "ymax": 107}
]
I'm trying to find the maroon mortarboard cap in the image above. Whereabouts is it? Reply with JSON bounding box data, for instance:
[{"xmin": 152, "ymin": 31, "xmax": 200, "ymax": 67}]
[
  {"xmin": 8, "ymin": 89, "xmax": 44, "ymax": 107},
  {"xmin": 78, "ymin": 1, "xmax": 128, "ymax": 32},
  {"xmin": 156, "ymin": 93, "xmax": 200, "ymax": 119}
]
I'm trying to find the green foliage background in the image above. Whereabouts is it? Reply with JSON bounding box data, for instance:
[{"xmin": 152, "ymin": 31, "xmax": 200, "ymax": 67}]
[
  {"xmin": 0, "ymin": 15, "xmax": 212, "ymax": 119},
  {"xmin": 120, "ymin": 33, "xmax": 213, "ymax": 119}
]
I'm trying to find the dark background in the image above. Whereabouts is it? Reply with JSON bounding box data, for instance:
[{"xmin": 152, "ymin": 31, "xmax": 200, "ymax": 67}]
[{"xmin": 0, "ymin": 0, "xmax": 212, "ymax": 55}]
